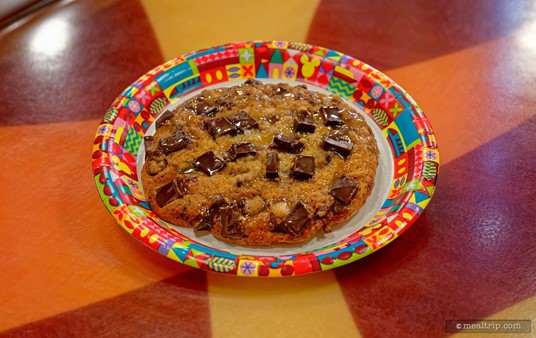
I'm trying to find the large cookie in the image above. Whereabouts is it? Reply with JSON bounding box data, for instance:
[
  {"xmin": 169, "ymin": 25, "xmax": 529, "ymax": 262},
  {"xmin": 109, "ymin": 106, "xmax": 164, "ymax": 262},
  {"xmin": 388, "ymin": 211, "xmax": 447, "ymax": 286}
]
[{"xmin": 141, "ymin": 80, "xmax": 379, "ymax": 245}]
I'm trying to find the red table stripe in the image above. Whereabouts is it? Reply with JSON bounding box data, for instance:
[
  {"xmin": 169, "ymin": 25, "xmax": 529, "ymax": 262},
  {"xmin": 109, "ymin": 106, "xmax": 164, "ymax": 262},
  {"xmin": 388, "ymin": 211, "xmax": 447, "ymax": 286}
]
[
  {"xmin": 335, "ymin": 117, "xmax": 536, "ymax": 337},
  {"xmin": 0, "ymin": 0, "xmax": 163, "ymax": 126}
]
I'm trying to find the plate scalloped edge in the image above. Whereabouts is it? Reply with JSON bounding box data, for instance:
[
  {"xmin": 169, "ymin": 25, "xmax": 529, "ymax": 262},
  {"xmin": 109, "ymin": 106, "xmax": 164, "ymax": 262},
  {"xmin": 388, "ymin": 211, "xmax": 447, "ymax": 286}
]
[{"xmin": 91, "ymin": 40, "xmax": 439, "ymax": 277}]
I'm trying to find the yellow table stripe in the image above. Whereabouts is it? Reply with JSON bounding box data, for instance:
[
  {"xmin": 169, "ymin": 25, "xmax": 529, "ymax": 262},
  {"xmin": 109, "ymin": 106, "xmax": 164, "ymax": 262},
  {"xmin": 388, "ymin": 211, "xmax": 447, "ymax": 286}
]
[
  {"xmin": 207, "ymin": 271, "xmax": 361, "ymax": 338},
  {"xmin": 141, "ymin": 0, "xmax": 321, "ymax": 60},
  {"xmin": 140, "ymin": 2, "xmax": 361, "ymax": 338}
]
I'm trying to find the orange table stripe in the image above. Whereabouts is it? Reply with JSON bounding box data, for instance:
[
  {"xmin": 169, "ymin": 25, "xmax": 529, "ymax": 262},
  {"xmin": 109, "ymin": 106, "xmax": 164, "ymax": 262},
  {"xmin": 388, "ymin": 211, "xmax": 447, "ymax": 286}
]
[{"xmin": 0, "ymin": 120, "xmax": 188, "ymax": 330}]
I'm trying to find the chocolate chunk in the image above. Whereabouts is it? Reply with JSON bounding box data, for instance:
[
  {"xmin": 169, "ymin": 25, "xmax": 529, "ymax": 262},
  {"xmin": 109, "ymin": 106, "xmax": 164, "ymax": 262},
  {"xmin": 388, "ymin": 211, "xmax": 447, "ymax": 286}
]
[
  {"xmin": 195, "ymin": 196, "xmax": 225, "ymax": 231},
  {"xmin": 214, "ymin": 97, "xmax": 234, "ymax": 110},
  {"xmin": 272, "ymin": 135, "xmax": 304, "ymax": 154},
  {"xmin": 274, "ymin": 85, "xmax": 289, "ymax": 96},
  {"xmin": 290, "ymin": 155, "xmax": 315, "ymax": 180},
  {"xmin": 229, "ymin": 142, "xmax": 256, "ymax": 161},
  {"xmin": 228, "ymin": 111, "xmax": 259, "ymax": 131},
  {"xmin": 195, "ymin": 102, "xmax": 219, "ymax": 116},
  {"xmin": 332, "ymin": 200, "xmax": 346, "ymax": 214},
  {"xmin": 243, "ymin": 78, "xmax": 263, "ymax": 86},
  {"xmin": 237, "ymin": 197, "xmax": 247, "ymax": 210},
  {"xmin": 320, "ymin": 106, "xmax": 344, "ymax": 127},
  {"xmin": 155, "ymin": 178, "xmax": 187, "ymax": 207},
  {"xmin": 155, "ymin": 110, "xmax": 174, "ymax": 129},
  {"xmin": 194, "ymin": 151, "xmax": 227, "ymax": 176},
  {"xmin": 330, "ymin": 176, "xmax": 358, "ymax": 205},
  {"xmin": 144, "ymin": 135, "xmax": 160, "ymax": 159},
  {"xmin": 144, "ymin": 135, "xmax": 154, "ymax": 148},
  {"xmin": 278, "ymin": 202, "xmax": 311, "ymax": 237},
  {"xmin": 205, "ymin": 118, "xmax": 238, "ymax": 138},
  {"xmin": 265, "ymin": 152, "xmax": 279, "ymax": 179},
  {"xmin": 220, "ymin": 202, "xmax": 243, "ymax": 239},
  {"xmin": 322, "ymin": 131, "xmax": 353, "ymax": 158},
  {"xmin": 293, "ymin": 110, "xmax": 316, "ymax": 133},
  {"xmin": 159, "ymin": 129, "xmax": 191, "ymax": 154},
  {"xmin": 267, "ymin": 115, "xmax": 279, "ymax": 123}
]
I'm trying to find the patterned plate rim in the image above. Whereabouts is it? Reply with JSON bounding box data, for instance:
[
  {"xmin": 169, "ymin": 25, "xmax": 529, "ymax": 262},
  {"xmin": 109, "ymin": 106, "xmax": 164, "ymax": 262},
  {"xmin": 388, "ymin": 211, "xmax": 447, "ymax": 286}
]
[{"xmin": 91, "ymin": 40, "xmax": 439, "ymax": 277}]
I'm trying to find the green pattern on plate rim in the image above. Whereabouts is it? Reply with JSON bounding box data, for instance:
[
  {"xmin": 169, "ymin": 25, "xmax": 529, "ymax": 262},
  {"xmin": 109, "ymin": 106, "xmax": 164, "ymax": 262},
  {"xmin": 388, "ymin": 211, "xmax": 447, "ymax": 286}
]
[{"xmin": 91, "ymin": 40, "xmax": 439, "ymax": 277}]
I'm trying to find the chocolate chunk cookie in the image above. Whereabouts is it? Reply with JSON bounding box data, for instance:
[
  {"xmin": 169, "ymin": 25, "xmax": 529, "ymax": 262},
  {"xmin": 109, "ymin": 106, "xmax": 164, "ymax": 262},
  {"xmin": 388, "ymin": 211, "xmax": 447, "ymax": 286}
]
[{"xmin": 141, "ymin": 81, "xmax": 379, "ymax": 245}]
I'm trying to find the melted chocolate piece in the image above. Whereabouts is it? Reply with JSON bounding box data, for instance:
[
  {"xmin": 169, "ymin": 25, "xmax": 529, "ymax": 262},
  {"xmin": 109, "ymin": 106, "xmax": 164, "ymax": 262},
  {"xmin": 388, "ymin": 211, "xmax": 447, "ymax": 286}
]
[
  {"xmin": 144, "ymin": 135, "xmax": 161, "ymax": 159},
  {"xmin": 290, "ymin": 155, "xmax": 315, "ymax": 180},
  {"xmin": 267, "ymin": 115, "xmax": 279, "ymax": 123},
  {"xmin": 159, "ymin": 130, "xmax": 191, "ymax": 154},
  {"xmin": 195, "ymin": 196, "xmax": 225, "ymax": 231},
  {"xmin": 265, "ymin": 152, "xmax": 279, "ymax": 179},
  {"xmin": 332, "ymin": 200, "xmax": 346, "ymax": 214},
  {"xmin": 237, "ymin": 197, "xmax": 247, "ymax": 210},
  {"xmin": 322, "ymin": 131, "xmax": 354, "ymax": 158},
  {"xmin": 243, "ymin": 78, "xmax": 263, "ymax": 86},
  {"xmin": 194, "ymin": 151, "xmax": 227, "ymax": 176},
  {"xmin": 155, "ymin": 178, "xmax": 187, "ymax": 208},
  {"xmin": 330, "ymin": 176, "xmax": 358, "ymax": 205},
  {"xmin": 274, "ymin": 86, "xmax": 289, "ymax": 96},
  {"xmin": 320, "ymin": 106, "xmax": 344, "ymax": 127},
  {"xmin": 229, "ymin": 142, "xmax": 256, "ymax": 161},
  {"xmin": 155, "ymin": 110, "xmax": 174, "ymax": 129},
  {"xmin": 220, "ymin": 202, "xmax": 243, "ymax": 239},
  {"xmin": 196, "ymin": 102, "xmax": 219, "ymax": 116},
  {"xmin": 228, "ymin": 111, "xmax": 259, "ymax": 131},
  {"xmin": 272, "ymin": 135, "xmax": 304, "ymax": 154},
  {"xmin": 277, "ymin": 202, "xmax": 311, "ymax": 237},
  {"xmin": 293, "ymin": 110, "xmax": 316, "ymax": 133},
  {"xmin": 144, "ymin": 135, "xmax": 154, "ymax": 148},
  {"xmin": 206, "ymin": 118, "xmax": 238, "ymax": 138}
]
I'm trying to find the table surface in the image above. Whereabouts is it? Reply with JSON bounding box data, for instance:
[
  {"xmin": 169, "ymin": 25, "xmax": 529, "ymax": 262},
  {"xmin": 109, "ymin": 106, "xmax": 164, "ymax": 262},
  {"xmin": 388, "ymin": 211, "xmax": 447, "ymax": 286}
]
[{"xmin": 1, "ymin": 1, "xmax": 535, "ymax": 337}]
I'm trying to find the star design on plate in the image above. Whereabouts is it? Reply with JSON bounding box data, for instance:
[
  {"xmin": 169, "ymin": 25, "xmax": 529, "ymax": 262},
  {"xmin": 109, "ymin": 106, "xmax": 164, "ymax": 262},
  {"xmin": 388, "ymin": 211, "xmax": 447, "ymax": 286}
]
[
  {"xmin": 284, "ymin": 67, "xmax": 295, "ymax": 78},
  {"xmin": 240, "ymin": 261, "xmax": 255, "ymax": 275},
  {"xmin": 424, "ymin": 150, "xmax": 438, "ymax": 160},
  {"xmin": 98, "ymin": 125, "xmax": 110, "ymax": 134},
  {"xmin": 240, "ymin": 49, "xmax": 253, "ymax": 63}
]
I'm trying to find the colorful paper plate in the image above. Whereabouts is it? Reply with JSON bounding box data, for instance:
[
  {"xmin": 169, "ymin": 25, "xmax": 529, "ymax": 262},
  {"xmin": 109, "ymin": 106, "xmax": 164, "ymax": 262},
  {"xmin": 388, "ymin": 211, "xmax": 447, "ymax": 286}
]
[{"xmin": 92, "ymin": 41, "xmax": 439, "ymax": 277}]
